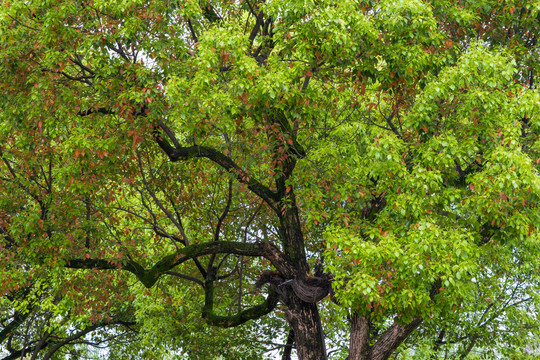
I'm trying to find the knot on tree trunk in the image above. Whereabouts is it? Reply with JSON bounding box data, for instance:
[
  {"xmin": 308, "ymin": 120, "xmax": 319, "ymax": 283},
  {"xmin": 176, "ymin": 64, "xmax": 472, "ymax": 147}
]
[
  {"xmin": 256, "ymin": 270, "xmax": 332, "ymax": 303},
  {"xmin": 291, "ymin": 273, "xmax": 332, "ymax": 303}
]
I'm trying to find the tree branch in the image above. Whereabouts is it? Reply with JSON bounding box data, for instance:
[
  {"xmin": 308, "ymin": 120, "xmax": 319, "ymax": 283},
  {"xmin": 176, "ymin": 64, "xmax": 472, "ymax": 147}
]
[
  {"xmin": 186, "ymin": 18, "xmax": 199, "ymax": 43},
  {"xmin": 77, "ymin": 108, "xmax": 115, "ymax": 117},
  {"xmin": 214, "ymin": 178, "xmax": 233, "ymax": 242},
  {"xmin": 153, "ymin": 128, "xmax": 278, "ymax": 209},
  {"xmin": 41, "ymin": 320, "xmax": 135, "ymax": 360},
  {"xmin": 202, "ymin": 267, "xmax": 279, "ymax": 327},
  {"xmin": 369, "ymin": 279, "xmax": 441, "ymax": 360},
  {"xmin": 281, "ymin": 329, "xmax": 295, "ymax": 360},
  {"xmin": 67, "ymin": 241, "xmax": 295, "ymax": 288}
]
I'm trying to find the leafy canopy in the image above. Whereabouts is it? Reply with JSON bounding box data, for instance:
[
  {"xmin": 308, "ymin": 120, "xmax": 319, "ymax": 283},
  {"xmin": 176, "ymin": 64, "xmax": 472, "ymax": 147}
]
[{"xmin": 1, "ymin": 0, "xmax": 540, "ymax": 359}]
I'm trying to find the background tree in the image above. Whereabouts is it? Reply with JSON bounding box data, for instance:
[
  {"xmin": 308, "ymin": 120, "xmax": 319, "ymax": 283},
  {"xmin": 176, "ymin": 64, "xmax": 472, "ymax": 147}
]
[{"xmin": 1, "ymin": 0, "xmax": 539, "ymax": 359}]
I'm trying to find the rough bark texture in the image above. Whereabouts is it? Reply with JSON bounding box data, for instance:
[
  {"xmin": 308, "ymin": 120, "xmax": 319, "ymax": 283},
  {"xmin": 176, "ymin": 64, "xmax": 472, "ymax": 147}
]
[
  {"xmin": 285, "ymin": 298, "xmax": 327, "ymax": 360},
  {"xmin": 279, "ymin": 196, "xmax": 328, "ymax": 360},
  {"xmin": 278, "ymin": 197, "xmax": 309, "ymax": 273},
  {"xmin": 348, "ymin": 279, "xmax": 443, "ymax": 360},
  {"xmin": 348, "ymin": 313, "xmax": 371, "ymax": 360},
  {"xmin": 347, "ymin": 313, "xmax": 428, "ymax": 360},
  {"xmin": 370, "ymin": 317, "xmax": 423, "ymax": 360}
]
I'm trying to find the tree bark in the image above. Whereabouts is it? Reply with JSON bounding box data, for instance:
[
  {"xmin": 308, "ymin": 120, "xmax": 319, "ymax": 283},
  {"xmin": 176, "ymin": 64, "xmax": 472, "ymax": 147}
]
[
  {"xmin": 348, "ymin": 313, "xmax": 371, "ymax": 360},
  {"xmin": 285, "ymin": 297, "xmax": 327, "ymax": 360},
  {"xmin": 278, "ymin": 195, "xmax": 308, "ymax": 273},
  {"xmin": 370, "ymin": 317, "xmax": 423, "ymax": 360},
  {"xmin": 279, "ymin": 193, "xmax": 327, "ymax": 359},
  {"xmin": 347, "ymin": 312, "xmax": 425, "ymax": 360}
]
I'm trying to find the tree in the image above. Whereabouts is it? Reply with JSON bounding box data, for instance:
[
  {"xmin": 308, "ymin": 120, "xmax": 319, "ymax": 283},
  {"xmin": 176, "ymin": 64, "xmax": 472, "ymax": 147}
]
[{"xmin": 0, "ymin": 0, "xmax": 539, "ymax": 359}]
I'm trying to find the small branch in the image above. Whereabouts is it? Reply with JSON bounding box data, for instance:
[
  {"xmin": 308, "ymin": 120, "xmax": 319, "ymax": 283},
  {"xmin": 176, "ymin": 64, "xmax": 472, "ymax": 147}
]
[
  {"xmin": 203, "ymin": 268, "xmax": 279, "ymax": 327},
  {"xmin": 302, "ymin": 75, "xmax": 311, "ymax": 91},
  {"xmin": 164, "ymin": 271, "xmax": 203, "ymax": 286},
  {"xmin": 200, "ymin": 2, "xmax": 222, "ymax": 23},
  {"xmin": 458, "ymin": 335, "xmax": 478, "ymax": 360},
  {"xmin": 186, "ymin": 18, "xmax": 198, "ymax": 43},
  {"xmin": 41, "ymin": 320, "xmax": 135, "ymax": 360},
  {"xmin": 281, "ymin": 329, "xmax": 295, "ymax": 360},
  {"xmin": 214, "ymin": 178, "xmax": 233, "ymax": 242},
  {"xmin": 77, "ymin": 108, "xmax": 115, "ymax": 117},
  {"xmin": 384, "ymin": 111, "xmax": 401, "ymax": 138},
  {"xmin": 57, "ymin": 71, "xmax": 93, "ymax": 85},
  {"xmin": 72, "ymin": 53, "xmax": 96, "ymax": 75},
  {"xmin": 136, "ymin": 151, "xmax": 185, "ymax": 240},
  {"xmin": 248, "ymin": 10, "xmax": 264, "ymax": 47}
]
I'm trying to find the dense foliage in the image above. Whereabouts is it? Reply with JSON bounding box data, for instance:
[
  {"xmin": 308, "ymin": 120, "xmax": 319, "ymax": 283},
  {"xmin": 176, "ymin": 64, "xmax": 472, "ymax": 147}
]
[{"xmin": 1, "ymin": 0, "xmax": 540, "ymax": 359}]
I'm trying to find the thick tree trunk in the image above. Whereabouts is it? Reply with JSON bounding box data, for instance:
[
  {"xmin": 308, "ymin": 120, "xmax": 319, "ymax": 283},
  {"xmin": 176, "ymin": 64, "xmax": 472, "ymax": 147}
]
[
  {"xmin": 278, "ymin": 193, "xmax": 327, "ymax": 360},
  {"xmin": 370, "ymin": 317, "xmax": 422, "ymax": 360},
  {"xmin": 285, "ymin": 295, "xmax": 327, "ymax": 360},
  {"xmin": 278, "ymin": 197, "xmax": 308, "ymax": 273},
  {"xmin": 349, "ymin": 281, "xmax": 441, "ymax": 360},
  {"xmin": 348, "ymin": 313, "xmax": 371, "ymax": 360},
  {"xmin": 347, "ymin": 313, "xmax": 423, "ymax": 360}
]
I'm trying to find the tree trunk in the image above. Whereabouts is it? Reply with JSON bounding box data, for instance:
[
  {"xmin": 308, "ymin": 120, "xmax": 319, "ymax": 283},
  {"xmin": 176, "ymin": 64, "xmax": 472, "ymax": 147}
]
[
  {"xmin": 347, "ymin": 312, "xmax": 424, "ymax": 360},
  {"xmin": 348, "ymin": 313, "xmax": 371, "ymax": 360},
  {"xmin": 278, "ymin": 193, "xmax": 327, "ymax": 360},
  {"xmin": 285, "ymin": 295, "xmax": 327, "ymax": 360},
  {"xmin": 278, "ymin": 196, "xmax": 308, "ymax": 273}
]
